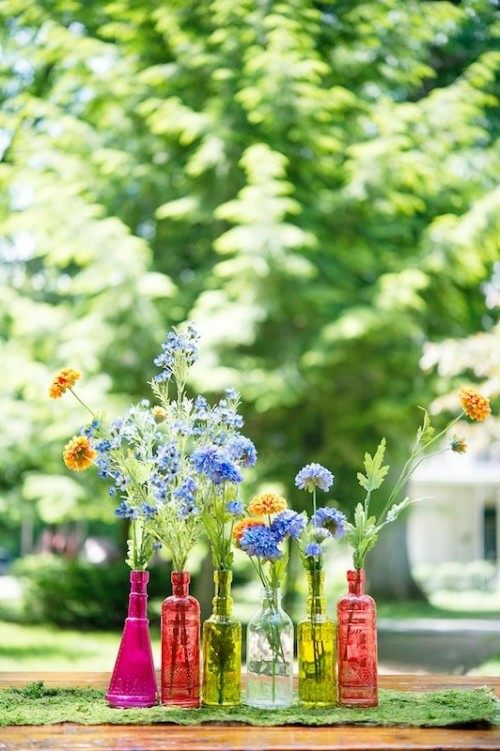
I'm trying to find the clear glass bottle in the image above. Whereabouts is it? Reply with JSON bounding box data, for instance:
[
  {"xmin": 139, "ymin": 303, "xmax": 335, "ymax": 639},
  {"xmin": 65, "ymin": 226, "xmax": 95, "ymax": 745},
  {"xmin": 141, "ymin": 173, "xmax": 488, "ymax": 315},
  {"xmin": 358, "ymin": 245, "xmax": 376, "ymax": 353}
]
[
  {"xmin": 161, "ymin": 571, "xmax": 200, "ymax": 707},
  {"xmin": 106, "ymin": 570, "xmax": 157, "ymax": 708},
  {"xmin": 337, "ymin": 569, "xmax": 378, "ymax": 707},
  {"xmin": 246, "ymin": 587, "xmax": 294, "ymax": 709},
  {"xmin": 298, "ymin": 568, "xmax": 336, "ymax": 706},
  {"xmin": 202, "ymin": 569, "xmax": 241, "ymax": 706}
]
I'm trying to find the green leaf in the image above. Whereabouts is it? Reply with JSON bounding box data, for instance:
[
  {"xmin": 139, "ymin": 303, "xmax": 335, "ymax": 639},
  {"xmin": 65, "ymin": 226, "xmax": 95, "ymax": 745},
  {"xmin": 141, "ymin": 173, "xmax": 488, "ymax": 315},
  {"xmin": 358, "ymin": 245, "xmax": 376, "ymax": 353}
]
[{"xmin": 357, "ymin": 439, "xmax": 389, "ymax": 492}]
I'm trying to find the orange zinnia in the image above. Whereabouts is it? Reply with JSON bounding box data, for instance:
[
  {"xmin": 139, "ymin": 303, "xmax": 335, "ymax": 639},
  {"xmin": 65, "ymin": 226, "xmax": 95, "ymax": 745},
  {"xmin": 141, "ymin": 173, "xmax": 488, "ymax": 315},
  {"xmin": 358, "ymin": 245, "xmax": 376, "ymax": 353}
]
[
  {"xmin": 459, "ymin": 387, "xmax": 491, "ymax": 422},
  {"xmin": 63, "ymin": 436, "xmax": 96, "ymax": 472},
  {"xmin": 49, "ymin": 368, "xmax": 81, "ymax": 399},
  {"xmin": 247, "ymin": 492, "xmax": 287, "ymax": 517},
  {"xmin": 233, "ymin": 518, "xmax": 264, "ymax": 546}
]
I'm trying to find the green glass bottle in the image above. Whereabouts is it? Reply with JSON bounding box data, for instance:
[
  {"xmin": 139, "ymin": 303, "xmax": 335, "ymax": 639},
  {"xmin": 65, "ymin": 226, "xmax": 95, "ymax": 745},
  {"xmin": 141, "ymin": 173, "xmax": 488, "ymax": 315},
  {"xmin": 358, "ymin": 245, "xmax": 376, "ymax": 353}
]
[
  {"xmin": 202, "ymin": 569, "xmax": 241, "ymax": 706},
  {"xmin": 298, "ymin": 568, "xmax": 336, "ymax": 706}
]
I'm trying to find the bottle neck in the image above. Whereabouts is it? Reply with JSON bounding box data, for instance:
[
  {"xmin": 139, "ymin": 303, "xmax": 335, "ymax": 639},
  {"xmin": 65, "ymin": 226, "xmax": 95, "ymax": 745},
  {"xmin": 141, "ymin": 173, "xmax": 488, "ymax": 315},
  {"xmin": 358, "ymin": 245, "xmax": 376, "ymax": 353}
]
[
  {"xmin": 128, "ymin": 570, "xmax": 149, "ymax": 618},
  {"xmin": 347, "ymin": 569, "xmax": 365, "ymax": 596},
  {"xmin": 212, "ymin": 569, "xmax": 233, "ymax": 616},
  {"xmin": 171, "ymin": 571, "xmax": 190, "ymax": 598},
  {"xmin": 306, "ymin": 568, "xmax": 326, "ymax": 616},
  {"xmin": 261, "ymin": 586, "xmax": 281, "ymax": 612}
]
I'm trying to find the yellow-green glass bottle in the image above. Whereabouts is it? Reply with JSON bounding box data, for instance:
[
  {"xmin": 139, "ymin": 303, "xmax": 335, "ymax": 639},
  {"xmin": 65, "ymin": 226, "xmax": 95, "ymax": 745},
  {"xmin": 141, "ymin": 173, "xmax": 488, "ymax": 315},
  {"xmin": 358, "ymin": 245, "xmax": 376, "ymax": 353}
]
[
  {"xmin": 202, "ymin": 570, "xmax": 241, "ymax": 706},
  {"xmin": 298, "ymin": 568, "xmax": 336, "ymax": 706}
]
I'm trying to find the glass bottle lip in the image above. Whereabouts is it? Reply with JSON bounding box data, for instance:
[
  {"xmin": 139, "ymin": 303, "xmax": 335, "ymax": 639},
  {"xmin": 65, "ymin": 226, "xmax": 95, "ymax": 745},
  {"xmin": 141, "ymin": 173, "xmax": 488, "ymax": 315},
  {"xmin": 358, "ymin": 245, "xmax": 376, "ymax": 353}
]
[
  {"xmin": 260, "ymin": 586, "xmax": 282, "ymax": 598},
  {"xmin": 347, "ymin": 569, "xmax": 365, "ymax": 583},
  {"xmin": 130, "ymin": 570, "xmax": 149, "ymax": 584},
  {"xmin": 171, "ymin": 571, "xmax": 190, "ymax": 585},
  {"xmin": 214, "ymin": 569, "xmax": 233, "ymax": 583}
]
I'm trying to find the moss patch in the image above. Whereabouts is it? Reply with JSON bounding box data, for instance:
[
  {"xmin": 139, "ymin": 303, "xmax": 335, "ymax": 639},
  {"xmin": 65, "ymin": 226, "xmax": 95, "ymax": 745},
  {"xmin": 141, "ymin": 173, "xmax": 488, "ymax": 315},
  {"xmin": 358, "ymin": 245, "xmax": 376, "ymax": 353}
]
[{"xmin": 0, "ymin": 683, "xmax": 497, "ymax": 727}]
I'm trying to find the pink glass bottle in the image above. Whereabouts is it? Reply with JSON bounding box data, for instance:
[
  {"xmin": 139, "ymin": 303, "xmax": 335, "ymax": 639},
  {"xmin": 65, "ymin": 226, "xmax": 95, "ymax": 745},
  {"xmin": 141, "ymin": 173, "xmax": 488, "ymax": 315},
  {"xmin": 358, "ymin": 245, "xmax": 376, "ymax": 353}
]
[
  {"xmin": 106, "ymin": 570, "xmax": 157, "ymax": 708},
  {"xmin": 337, "ymin": 569, "xmax": 378, "ymax": 707},
  {"xmin": 161, "ymin": 571, "xmax": 200, "ymax": 707}
]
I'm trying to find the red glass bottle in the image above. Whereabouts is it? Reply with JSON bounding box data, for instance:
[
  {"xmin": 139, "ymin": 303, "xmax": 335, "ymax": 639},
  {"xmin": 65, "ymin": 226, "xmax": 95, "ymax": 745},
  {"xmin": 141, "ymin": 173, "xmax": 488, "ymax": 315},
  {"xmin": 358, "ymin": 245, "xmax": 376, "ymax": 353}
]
[
  {"xmin": 106, "ymin": 571, "xmax": 157, "ymax": 708},
  {"xmin": 337, "ymin": 569, "xmax": 378, "ymax": 707},
  {"xmin": 161, "ymin": 571, "xmax": 200, "ymax": 707}
]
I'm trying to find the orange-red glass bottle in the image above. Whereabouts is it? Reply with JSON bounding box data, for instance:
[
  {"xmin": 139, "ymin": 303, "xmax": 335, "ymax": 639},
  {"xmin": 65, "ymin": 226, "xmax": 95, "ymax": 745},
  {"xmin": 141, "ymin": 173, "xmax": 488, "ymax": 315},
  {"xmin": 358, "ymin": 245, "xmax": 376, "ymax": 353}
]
[
  {"xmin": 161, "ymin": 571, "xmax": 200, "ymax": 707},
  {"xmin": 337, "ymin": 569, "xmax": 378, "ymax": 707}
]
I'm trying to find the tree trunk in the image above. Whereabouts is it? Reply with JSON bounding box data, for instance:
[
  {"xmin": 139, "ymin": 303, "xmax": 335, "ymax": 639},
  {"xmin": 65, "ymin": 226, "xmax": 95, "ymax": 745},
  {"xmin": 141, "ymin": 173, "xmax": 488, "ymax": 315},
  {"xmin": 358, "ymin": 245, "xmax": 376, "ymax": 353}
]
[{"xmin": 367, "ymin": 518, "xmax": 425, "ymax": 601}]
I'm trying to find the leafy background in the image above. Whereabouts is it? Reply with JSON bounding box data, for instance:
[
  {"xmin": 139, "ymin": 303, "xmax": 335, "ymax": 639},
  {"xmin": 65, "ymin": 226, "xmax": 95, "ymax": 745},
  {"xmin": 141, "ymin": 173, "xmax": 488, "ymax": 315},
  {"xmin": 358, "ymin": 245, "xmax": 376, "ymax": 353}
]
[{"xmin": 0, "ymin": 0, "xmax": 498, "ymax": 618}]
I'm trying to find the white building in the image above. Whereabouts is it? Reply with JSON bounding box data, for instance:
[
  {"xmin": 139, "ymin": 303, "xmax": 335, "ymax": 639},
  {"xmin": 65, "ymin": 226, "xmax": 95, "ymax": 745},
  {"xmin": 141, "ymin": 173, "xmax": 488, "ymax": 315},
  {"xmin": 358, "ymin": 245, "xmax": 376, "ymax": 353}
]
[{"xmin": 408, "ymin": 449, "xmax": 500, "ymax": 569}]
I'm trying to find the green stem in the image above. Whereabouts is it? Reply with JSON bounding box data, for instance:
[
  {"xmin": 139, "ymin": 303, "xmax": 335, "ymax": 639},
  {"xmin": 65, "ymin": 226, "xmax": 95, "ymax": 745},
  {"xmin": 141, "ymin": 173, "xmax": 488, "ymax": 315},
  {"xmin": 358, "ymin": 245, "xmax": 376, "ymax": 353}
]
[{"xmin": 69, "ymin": 388, "xmax": 96, "ymax": 419}]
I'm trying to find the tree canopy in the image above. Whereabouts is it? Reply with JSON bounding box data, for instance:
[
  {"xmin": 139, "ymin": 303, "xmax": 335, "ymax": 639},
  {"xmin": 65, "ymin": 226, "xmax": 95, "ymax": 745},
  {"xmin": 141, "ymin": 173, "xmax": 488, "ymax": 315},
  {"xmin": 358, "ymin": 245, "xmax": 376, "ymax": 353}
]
[{"xmin": 0, "ymin": 1, "xmax": 498, "ymax": 554}]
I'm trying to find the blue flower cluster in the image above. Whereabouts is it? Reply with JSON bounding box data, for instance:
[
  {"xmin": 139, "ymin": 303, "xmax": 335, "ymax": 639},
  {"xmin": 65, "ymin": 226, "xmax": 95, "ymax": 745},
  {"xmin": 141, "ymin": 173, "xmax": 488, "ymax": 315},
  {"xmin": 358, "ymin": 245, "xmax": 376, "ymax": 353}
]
[
  {"xmin": 270, "ymin": 510, "xmax": 306, "ymax": 541},
  {"xmin": 226, "ymin": 500, "xmax": 244, "ymax": 516},
  {"xmin": 312, "ymin": 506, "xmax": 347, "ymax": 539},
  {"xmin": 155, "ymin": 441, "xmax": 180, "ymax": 480},
  {"xmin": 295, "ymin": 463, "xmax": 334, "ymax": 493},
  {"xmin": 239, "ymin": 525, "xmax": 283, "ymax": 560},
  {"xmin": 227, "ymin": 435, "xmax": 257, "ymax": 468},
  {"xmin": 174, "ymin": 477, "xmax": 199, "ymax": 519},
  {"xmin": 153, "ymin": 322, "xmax": 199, "ymax": 383},
  {"xmin": 191, "ymin": 445, "xmax": 243, "ymax": 485}
]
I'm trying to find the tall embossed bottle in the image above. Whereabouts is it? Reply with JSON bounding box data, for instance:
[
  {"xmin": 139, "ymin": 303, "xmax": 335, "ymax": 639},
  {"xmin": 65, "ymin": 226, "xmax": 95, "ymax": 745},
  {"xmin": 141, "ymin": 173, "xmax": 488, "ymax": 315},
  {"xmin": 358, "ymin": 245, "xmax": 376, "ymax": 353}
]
[
  {"xmin": 298, "ymin": 568, "xmax": 336, "ymax": 706},
  {"xmin": 161, "ymin": 571, "xmax": 200, "ymax": 707},
  {"xmin": 202, "ymin": 570, "xmax": 241, "ymax": 706},
  {"xmin": 106, "ymin": 571, "xmax": 157, "ymax": 708},
  {"xmin": 337, "ymin": 569, "xmax": 378, "ymax": 707}
]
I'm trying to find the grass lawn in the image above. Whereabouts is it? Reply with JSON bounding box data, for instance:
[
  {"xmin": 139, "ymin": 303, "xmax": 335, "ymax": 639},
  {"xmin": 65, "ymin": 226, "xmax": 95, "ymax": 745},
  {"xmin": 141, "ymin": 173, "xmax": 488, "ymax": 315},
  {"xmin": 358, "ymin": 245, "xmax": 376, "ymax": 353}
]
[
  {"xmin": 378, "ymin": 592, "xmax": 500, "ymax": 620},
  {"xmin": 0, "ymin": 621, "xmax": 160, "ymax": 671}
]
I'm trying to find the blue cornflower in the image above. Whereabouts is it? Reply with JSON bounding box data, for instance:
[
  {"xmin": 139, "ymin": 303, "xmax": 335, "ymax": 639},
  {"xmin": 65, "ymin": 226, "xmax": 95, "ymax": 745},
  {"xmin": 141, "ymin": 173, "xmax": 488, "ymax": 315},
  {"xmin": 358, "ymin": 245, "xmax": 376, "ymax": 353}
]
[
  {"xmin": 227, "ymin": 436, "xmax": 257, "ymax": 468},
  {"xmin": 304, "ymin": 542, "xmax": 322, "ymax": 558},
  {"xmin": 226, "ymin": 500, "xmax": 244, "ymax": 516},
  {"xmin": 295, "ymin": 463, "xmax": 334, "ymax": 493},
  {"xmin": 140, "ymin": 503, "xmax": 157, "ymax": 519},
  {"xmin": 81, "ymin": 419, "xmax": 100, "ymax": 438},
  {"xmin": 177, "ymin": 501, "xmax": 199, "ymax": 520},
  {"xmin": 239, "ymin": 525, "xmax": 283, "ymax": 560},
  {"xmin": 271, "ymin": 510, "xmax": 306, "ymax": 541},
  {"xmin": 225, "ymin": 387, "xmax": 239, "ymax": 401},
  {"xmin": 155, "ymin": 441, "xmax": 180, "ymax": 481},
  {"xmin": 150, "ymin": 473, "xmax": 167, "ymax": 503},
  {"xmin": 214, "ymin": 399, "xmax": 244, "ymax": 430},
  {"xmin": 174, "ymin": 477, "xmax": 197, "ymax": 504},
  {"xmin": 191, "ymin": 446, "xmax": 243, "ymax": 485},
  {"xmin": 312, "ymin": 506, "xmax": 347, "ymax": 538},
  {"xmin": 95, "ymin": 439, "xmax": 111, "ymax": 453},
  {"xmin": 115, "ymin": 501, "xmax": 137, "ymax": 520},
  {"xmin": 153, "ymin": 323, "xmax": 199, "ymax": 382}
]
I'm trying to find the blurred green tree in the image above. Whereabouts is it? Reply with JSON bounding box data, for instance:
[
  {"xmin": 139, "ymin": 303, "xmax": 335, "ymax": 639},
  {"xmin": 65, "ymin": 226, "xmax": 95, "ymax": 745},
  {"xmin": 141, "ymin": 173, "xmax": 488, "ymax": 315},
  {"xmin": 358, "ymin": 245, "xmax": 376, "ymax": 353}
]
[{"xmin": 0, "ymin": 1, "xmax": 498, "ymax": 599}]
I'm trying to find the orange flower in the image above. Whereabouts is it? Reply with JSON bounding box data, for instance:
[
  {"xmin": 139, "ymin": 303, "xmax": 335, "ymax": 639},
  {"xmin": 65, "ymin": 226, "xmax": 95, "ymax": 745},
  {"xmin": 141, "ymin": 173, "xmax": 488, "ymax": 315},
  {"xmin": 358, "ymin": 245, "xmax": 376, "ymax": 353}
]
[
  {"xmin": 233, "ymin": 518, "xmax": 264, "ymax": 546},
  {"xmin": 49, "ymin": 368, "xmax": 81, "ymax": 399},
  {"xmin": 459, "ymin": 387, "xmax": 491, "ymax": 422},
  {"xmin": 63, "ymin": 436, "xmax": 96, "ymax": 472},
  {"xmin": 247, "ymin": 492, "xmax": 287, "ymax": 517}
]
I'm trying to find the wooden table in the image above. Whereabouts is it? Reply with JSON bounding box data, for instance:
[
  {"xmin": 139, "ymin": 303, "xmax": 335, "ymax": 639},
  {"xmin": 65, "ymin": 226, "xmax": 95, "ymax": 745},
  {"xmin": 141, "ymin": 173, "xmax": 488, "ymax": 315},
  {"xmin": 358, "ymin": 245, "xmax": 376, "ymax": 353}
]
[{"xmin": 0, "ymin": 673, "xmax": 498, "ymax": 751}]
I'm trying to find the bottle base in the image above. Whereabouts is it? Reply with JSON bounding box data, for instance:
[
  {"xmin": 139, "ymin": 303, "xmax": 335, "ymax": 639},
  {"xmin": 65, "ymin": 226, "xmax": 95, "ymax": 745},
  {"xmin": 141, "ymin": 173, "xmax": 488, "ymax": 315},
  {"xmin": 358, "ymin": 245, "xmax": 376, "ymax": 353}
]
[
  {"xmin": 161, "ymin": 697, "xmax": 201, "ymax": 708},
  {"xmin": 299, "ymin": 699, "xmax": 336, "ymax": 708},
  {"xmin": 106, "ymin": 694, "xmax": 157, "ymax": 709},
  {"xmin": 339, "ymin": 693, "xmax": 378, "ymax": 708},
  {"xmin": 245, "ymin": 698, "xmax": 294, "ymax": 709},
  {"xmin": 202, "ymin": 699, "xmax": 240, "ymax": 707}
]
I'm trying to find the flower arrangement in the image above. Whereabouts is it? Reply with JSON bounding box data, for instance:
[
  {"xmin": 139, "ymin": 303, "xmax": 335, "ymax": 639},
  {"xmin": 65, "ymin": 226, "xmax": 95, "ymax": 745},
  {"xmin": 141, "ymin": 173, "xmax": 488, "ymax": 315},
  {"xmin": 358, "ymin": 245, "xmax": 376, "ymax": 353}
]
[
  {"xmin": 295, "ymin": 463, "xmax": 346, "ymax": 706},
  {"xmin": 236, "ymin": 493, "xmax": 304, "ymax": 707},
  {"xmin": 344, "ymin": 388, "xmax": 492, "ymax": 571}
]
